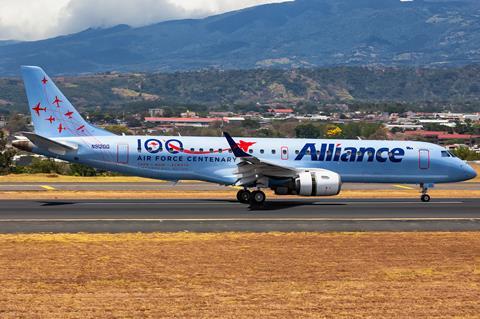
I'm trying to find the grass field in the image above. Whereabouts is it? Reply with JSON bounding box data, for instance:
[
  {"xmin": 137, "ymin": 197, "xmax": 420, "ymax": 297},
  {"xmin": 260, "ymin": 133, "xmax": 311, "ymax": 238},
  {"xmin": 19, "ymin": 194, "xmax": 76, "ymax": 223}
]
[{"xmin": 0, "ymin": 232, "xmax": 478, "ymax": 318}]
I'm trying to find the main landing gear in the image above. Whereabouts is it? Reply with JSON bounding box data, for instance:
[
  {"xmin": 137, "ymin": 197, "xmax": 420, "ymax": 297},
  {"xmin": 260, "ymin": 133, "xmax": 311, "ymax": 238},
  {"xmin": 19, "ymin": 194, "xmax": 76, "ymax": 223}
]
[
  {"xmin": 236, "ymin": 189, "xmax": 251, "ymax": 204},
  {"xmin": 236, "ymin": 189, "xmax": 266, "ymax": 205},
  {"xmin": 420, "ymin": 183, "xmax": 431, "ymax": 202}
]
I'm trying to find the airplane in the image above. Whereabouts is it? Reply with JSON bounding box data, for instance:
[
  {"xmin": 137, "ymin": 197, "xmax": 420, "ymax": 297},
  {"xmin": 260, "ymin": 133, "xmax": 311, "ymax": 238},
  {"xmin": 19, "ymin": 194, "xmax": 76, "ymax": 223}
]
[{"xmin": 12, "ymin": 66, "xmax": 477, "ymax": 205}]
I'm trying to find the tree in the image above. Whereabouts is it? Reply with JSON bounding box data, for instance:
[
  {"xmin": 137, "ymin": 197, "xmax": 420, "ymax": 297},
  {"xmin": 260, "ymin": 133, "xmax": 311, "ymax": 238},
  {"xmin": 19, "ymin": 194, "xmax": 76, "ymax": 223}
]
[
  {"xmin": 104, "ymin": 125, "xmax": 132, "ymax": 135},
  {"xmin": 0, "ymin": 130, "xmax": 15, "ymax": 174},
  {"xmin": 6, "ymin": 113, "xmax": 28, "ymax": 134},
  {"xmin": 242, "ymin": 119, "xmax": 260, "ymax": 129},
  {"xmin": 326, "ymin": 125, "xmax": 342, "ymax": 138},
  {"xmin": 452, "ymin": 146, "xmax": 480, "ymax": 161},
  {"xmin": 295, "ymin": 124, "xmax": 323, "ymax": 138}
]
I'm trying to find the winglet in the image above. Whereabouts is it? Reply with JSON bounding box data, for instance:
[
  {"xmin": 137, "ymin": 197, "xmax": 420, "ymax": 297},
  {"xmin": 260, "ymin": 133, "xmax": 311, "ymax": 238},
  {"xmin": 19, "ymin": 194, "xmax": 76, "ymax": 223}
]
[{"xmin": 223, "ymin": 132, "xmax": 251, "ymax": 157}]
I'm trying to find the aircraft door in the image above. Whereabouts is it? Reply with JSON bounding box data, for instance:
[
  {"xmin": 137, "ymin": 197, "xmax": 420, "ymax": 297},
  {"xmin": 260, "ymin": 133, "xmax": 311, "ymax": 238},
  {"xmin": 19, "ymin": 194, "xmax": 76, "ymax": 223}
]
[
  {"xmin": 419, "ymin": 149, "xmax": 430, "ymax": 170},
  {"xmin": 281, "ymin": 146, "xmax": 288, "ymax": 160},
  {"xmin": 117, "ymin": 144, "xmax": 129, "ymax": 164}
]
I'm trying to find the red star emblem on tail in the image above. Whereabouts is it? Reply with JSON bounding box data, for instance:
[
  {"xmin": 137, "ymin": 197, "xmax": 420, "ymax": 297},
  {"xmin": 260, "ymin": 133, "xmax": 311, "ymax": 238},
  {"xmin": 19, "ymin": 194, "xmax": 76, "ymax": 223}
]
[
  {"xmin": 41, "ymin": 77, "xmax": 48, "ymax": 85},
  {"xmin": 53, "ymin": 96, "xmax": 62, "ymax": 107},
  {"xmin": 238, "ymin": 140, "xmax": 256, "ymax": 152},
  {"xmin": 46, "ymin": 116, "xmax": 55, "ymax": 124},
  {"xmin": 58, "ymin": 123, "xmax": 65, "ymax": 133},
  {"xmin": 64, "ymin": 111, "xmax": 74, "ymax": 119},
  {"xmin": 32, "ymin": 103, "xmax": 47, "ymax": 116}
]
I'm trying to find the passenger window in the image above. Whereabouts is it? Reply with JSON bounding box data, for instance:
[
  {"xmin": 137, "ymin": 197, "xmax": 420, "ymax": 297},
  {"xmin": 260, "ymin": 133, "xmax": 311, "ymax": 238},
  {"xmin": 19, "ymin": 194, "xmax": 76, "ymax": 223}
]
[
  {"xmin": 282, "ymin": 149, "xmax": 287, "ymax": 155},
  {"xmin": 190, "ymin": 148, "xmax": 195, "ymax": 152},
  {"xmin": 295, "ymin": 150, "xmax": 300, "ymax": 155},
  {"xmin": 260, "ymin": 149, "xmax": 265, "ymax": 154},
  {"xmin": 272, "ymin": 149, "xmax": 276, "ymax": 154},
  {"xmin": 209, "ymin": 148, "xmax": 214, "ymax": 153},
  {"xmin": 218, "ymin": 149, "xmax": 223, "ymax": 153},
  {"xmin": 249, "ymin": 149, "xmax": 253, "ymax": 154},
  {"xmin": 199, "ymin": 148, "xmax": 204, "ymax": 152},
  {"xmin": 306, "ymin": 150, "xmax": 311, "ymax": 155},
  {"xmin": 228, "ymin": 149, "xmax": 232, "ymax": 153}
]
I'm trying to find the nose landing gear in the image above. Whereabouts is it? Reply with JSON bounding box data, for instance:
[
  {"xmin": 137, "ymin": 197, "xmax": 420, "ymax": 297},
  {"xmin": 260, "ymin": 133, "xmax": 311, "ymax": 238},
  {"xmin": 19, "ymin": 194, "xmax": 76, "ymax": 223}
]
[{"xmin": 420, "ymin": 184, "xmax": 431, "ymax": 202}]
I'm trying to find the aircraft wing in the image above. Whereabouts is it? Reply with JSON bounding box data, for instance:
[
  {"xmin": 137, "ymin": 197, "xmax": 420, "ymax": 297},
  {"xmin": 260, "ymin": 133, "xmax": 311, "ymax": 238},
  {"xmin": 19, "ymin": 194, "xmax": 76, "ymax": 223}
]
[{"xmin": 223, "ymin": 132, "xmax": 297, "ymax": 186}]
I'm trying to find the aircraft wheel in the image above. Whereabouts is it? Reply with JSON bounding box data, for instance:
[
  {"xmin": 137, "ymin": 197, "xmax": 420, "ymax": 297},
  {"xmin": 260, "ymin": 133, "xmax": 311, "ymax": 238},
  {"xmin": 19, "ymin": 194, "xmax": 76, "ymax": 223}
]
[
  {"xmin": 250, "ymin": 190, "xmax": 266, "ymax": 205},
  {"xmin": 237, "ymin": 189, "xmax": 251, "ymax": 204},
  {"xmin": 421, "ymin": 194, "xmax": 431, "ymax": 202}
]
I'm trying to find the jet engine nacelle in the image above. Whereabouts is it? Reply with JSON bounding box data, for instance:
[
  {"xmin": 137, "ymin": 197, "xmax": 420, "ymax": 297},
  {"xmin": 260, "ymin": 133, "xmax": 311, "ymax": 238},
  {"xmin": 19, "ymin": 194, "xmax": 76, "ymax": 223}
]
[{"xmin": 295, "ymin": 170, "xmax": 342, "ymax": 196}]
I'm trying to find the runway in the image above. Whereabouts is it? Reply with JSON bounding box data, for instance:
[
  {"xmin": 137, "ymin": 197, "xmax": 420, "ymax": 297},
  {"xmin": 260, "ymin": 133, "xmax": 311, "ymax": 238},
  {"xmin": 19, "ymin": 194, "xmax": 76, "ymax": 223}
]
[{"xmin": 0, "ymin": 198, "xmax": 479, "ymax": 233}]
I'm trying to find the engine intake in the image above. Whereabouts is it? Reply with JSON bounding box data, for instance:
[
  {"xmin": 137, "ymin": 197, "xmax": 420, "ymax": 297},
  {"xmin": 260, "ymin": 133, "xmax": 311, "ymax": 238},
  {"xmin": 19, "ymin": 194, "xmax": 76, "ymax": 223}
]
[{"xmin": 295, "ymin": 170, "xmax": 341, "ymax": 196}]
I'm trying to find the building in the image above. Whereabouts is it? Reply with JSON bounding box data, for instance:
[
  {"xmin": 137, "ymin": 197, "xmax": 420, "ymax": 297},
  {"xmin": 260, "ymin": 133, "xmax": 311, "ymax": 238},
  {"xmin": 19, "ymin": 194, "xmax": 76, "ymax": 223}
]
[
  {"xmin": 145, "ymin": 117, "xmax": 227, "ymax": 128},
  {"xmin": 148, "ymin": 108, "xmax": 165, "ymax": 117},
  {"xmin": 268, "ymin": 108, "xmax": 294, "ymax": 117},
  {"xmin": 405, "ymin": 130, "xmax": 480, "ymax": 146}
]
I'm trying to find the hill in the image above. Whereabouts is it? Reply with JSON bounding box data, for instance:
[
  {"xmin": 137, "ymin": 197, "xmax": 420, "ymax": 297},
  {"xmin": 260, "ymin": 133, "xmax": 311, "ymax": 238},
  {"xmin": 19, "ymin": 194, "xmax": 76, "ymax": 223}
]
[
  {"xmin": 1, "ymin": 66, "xmax": 480, "ymax": 115},
  {"xmin": 1, "ymin": 0, "xmax": 480, "ymax": 75}
]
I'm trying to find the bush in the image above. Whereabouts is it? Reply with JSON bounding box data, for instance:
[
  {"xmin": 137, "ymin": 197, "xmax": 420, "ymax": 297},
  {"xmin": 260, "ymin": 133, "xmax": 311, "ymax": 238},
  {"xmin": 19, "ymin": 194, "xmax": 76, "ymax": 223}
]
[
  {"xmin": 69, "ymin": 163, "xmax": 97, "ymax": 176},
  {"xmin": 26, "ymin": 158, "xmax": 69, "ymax": 174},
  {"xmin": 452, "ymin": 146, "xmax": 480, "ymax": 161}
]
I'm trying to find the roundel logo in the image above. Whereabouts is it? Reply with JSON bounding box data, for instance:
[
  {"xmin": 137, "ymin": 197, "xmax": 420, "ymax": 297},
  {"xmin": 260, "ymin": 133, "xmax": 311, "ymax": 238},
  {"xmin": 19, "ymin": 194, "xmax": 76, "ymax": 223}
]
[
  {"xmin": 166, "ymin": 139, "xmax": 183, "ymax": 154},
  {"xmin": 144, "ymin": 139, "xmax": 162, "ymax": 153}
]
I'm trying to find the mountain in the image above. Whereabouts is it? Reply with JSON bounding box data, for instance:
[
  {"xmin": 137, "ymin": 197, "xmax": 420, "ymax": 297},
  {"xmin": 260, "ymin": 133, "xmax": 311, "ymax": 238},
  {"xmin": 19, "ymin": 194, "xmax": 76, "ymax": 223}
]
[{"xmin": 1, "ymin": 0, "xmax": 480, "ymax": 75}]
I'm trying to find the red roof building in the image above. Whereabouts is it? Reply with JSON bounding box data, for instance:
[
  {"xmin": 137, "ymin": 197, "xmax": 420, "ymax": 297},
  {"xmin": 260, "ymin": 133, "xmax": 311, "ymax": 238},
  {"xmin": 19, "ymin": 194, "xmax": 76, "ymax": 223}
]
[
  {"xmin": 404, "ymin": 130, "xmax": 480, "ymax": 145},
  {"xmin": 145, "ymin": 117, "xmax": 227, "ymax": 127}
]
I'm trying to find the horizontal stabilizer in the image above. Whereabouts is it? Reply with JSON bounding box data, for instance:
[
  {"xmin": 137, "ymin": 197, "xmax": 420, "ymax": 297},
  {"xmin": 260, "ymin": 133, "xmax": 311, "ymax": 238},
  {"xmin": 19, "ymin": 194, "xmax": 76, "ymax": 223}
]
[{"xmin": 22, "ymin": 132, "xmax": 78, "ymax": 155}]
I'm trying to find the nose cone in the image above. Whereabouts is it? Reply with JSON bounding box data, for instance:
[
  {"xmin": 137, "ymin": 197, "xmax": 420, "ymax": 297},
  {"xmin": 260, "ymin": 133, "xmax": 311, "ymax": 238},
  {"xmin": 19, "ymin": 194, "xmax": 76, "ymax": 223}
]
[{"xmin": 463, "ymin": 163, "xmax": 477, "ymax": 181}]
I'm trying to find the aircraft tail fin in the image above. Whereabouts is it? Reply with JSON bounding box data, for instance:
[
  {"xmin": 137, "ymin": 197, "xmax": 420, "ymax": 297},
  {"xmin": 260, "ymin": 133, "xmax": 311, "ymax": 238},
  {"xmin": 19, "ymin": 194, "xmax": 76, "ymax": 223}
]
[{"xmin": 21, "ymin": 66, "xmax": 114, "ymax": 138}]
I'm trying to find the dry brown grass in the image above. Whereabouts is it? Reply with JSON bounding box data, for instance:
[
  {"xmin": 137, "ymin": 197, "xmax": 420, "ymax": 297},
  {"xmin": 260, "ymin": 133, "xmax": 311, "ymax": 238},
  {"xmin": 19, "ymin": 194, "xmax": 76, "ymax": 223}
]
[
  {"xmin": 0, "ymin": 232, "xmax": 478, "ymax": 318},
  {"xmin": 0, "ymin": 174, "xmax": 160, "ymax": 183}
]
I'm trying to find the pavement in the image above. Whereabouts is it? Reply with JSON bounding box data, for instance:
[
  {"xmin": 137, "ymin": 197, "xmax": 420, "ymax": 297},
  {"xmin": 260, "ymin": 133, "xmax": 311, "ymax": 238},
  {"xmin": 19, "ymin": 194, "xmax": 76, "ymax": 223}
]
[
  {"xmin": 0, "ymin": 181, "xmax": 478, "ymax": 191},
  {"xmin": 0, "ymin": 198, "xmax": 479, "ymax": 233}
]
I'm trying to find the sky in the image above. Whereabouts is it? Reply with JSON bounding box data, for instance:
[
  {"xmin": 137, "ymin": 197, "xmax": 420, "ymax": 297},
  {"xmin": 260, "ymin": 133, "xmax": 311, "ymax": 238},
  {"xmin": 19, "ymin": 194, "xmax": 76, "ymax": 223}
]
[{"xmin": 0, "ymin": 0, "xmax": 289, "ymax": 41}]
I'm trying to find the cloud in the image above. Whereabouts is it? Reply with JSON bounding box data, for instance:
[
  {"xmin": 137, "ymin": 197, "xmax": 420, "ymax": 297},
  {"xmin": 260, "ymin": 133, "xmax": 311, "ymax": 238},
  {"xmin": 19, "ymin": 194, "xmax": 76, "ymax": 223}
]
[
  {"xmin": 0, "ymin": 0, "xmax": 290, "ymax": 41},
  {"xmin": 0, "ymin": 0, "xmax": 69, "ymax": 40}
]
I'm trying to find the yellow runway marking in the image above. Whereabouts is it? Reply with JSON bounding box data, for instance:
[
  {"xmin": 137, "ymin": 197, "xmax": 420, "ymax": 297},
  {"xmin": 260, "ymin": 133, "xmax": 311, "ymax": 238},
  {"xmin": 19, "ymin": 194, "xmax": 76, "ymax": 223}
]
[
  {"xmin": 393, "ymin": 184, "xmax": 415, "ymax": 190},
  {"xmin": 41, "ymin": 185, "xmax": 56, "ymax": 191}
]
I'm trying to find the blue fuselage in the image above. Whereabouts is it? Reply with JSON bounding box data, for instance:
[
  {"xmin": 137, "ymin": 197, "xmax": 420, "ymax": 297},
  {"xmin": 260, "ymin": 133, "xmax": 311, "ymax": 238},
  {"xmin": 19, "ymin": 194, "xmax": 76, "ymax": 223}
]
[{"xmin": 31, "ymin": 135, "xmax": 477, "ymax": 185}]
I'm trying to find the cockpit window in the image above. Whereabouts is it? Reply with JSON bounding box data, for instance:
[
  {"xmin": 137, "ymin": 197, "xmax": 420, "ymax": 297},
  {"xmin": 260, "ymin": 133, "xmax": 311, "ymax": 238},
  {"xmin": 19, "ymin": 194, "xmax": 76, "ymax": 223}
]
[{"xmin": 442, "ymin": 150, "xmax": 458, "ymax": 158}]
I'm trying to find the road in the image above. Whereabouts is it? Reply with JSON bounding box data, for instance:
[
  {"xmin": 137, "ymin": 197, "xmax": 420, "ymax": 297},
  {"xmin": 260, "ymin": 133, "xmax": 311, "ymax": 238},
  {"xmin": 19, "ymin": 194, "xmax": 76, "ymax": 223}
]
[{"xmin": 0, "ymin": 198, "xmax": 478, "ymax": 233}]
